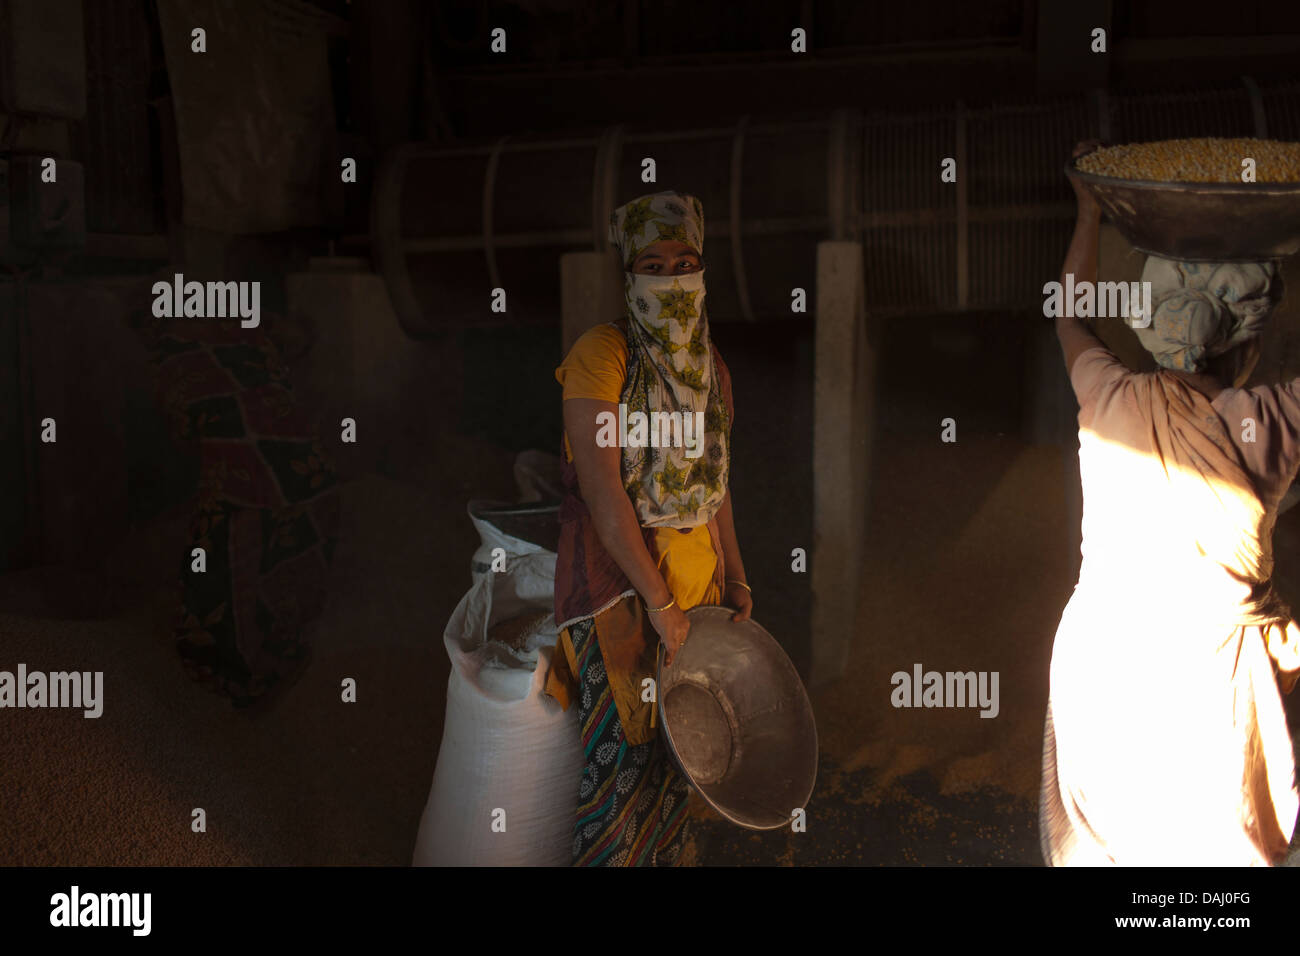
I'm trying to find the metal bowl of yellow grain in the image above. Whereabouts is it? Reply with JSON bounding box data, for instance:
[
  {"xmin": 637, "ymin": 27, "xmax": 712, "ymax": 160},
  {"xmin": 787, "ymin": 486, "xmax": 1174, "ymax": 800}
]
[
  {"xmin": 655, "ymin": 606, "xmax": 818, "ymax": 831},
  {"xmin": 1067, "ymin": 138, "xmax": 1300, "ymax": 262}
]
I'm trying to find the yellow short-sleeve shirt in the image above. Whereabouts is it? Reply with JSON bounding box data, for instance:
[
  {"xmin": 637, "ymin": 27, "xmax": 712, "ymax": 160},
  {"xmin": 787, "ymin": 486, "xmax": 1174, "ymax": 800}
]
[
  {"xmin": 556, "ymin": 322, "xmax": 628, "ymax": 461},
  {"xmin": 547, "ymin": 320, "xmax": 724, "ymax": 742}
]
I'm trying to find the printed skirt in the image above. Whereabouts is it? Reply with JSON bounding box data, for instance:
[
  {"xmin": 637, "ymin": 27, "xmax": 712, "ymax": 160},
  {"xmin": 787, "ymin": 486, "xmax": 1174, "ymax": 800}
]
[{"xmin": 569, "ymin": 616, "xmax": 691, "ymax": 866}]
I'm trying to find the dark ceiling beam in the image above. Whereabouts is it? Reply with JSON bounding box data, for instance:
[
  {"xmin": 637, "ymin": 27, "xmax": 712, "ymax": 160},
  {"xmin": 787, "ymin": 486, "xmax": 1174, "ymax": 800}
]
[
  {"xmin": 446, "ymin": 45, "xmax": 1034, "ymax": 134},
  {"xmin": 439, "ymin": 35, "xmax": 1300, "ymax": 136}
]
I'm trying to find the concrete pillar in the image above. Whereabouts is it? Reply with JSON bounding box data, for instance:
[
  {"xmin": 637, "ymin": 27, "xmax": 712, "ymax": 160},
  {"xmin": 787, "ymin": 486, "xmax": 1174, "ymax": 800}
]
[
  {"xmin": 286, "ymin": 257, "xmax": 416, "ymax": 480},
  {"xmin": 811, "ymin": 240, "xmax": 877, "ymax": 688},
  {"xmin": 559, "ymin": 250, "xmax": 623, "ymax": 357}
]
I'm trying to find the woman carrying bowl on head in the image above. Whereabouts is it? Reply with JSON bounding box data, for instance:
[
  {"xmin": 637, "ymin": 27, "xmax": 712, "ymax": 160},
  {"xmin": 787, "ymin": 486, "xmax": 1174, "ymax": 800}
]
[
  {"xmin": 1040, "ymin": 141, "xmax": 1300, "ymax": 865},
  {"xmin": 543, "ymin": 191, "xmax": 753, "ymax": 867}
]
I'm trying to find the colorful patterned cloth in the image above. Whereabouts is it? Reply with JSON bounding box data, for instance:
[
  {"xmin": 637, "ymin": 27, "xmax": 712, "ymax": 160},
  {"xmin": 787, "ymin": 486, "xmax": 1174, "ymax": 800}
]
[
  {"xmin": 551, "ymin": 321, "xmax": 735, "ymax": 631},
  {"xmin": 569, "ymin": 614, "xmax": 691, "ymax": 866},
  {"xmin": 134, "ymin": 313, "xmax": 340, "ymax": 709},
  {"xmin": 608, "ymin": 191, "xmax": 731, "ymax": 529},
  {"xmin": 549, "ymin": 522, "xmax": 725, "ymax": 745}
]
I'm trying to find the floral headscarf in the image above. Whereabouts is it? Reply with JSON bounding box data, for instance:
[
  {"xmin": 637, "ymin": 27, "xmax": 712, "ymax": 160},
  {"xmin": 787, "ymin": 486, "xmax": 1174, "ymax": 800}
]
[{"xmin": 607, "ymin": 191, "xmax": 730, "ymax": 529}]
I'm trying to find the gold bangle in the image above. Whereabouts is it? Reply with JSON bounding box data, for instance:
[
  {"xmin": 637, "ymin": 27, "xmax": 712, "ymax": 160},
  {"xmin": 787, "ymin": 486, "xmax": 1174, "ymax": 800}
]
[
  {"xmin": 726, "ymin": 579, "xmax": 751, "ymax": 593},
  {"xmin": 647, "ymin": 596, "xmax": 676, "ymax": 614}
]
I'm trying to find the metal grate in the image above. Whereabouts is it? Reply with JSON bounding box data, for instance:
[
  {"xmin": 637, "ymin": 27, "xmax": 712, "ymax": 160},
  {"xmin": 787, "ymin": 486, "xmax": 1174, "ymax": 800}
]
[
  {"xmin": 1110, "ymin": 86, "xmax": 1257, "ymax": 142},
  {"xmin": 860, "ymin": 80, "xmax": 1300, "ymax": 316},
  {"xmin": 966, "ymin": 97, "xmax": 1085, "ymax": 310},
  {"xmin": 861, "ymin": 109, "xmax": 956, "ymax": 313},
  {"xmin": 1261, "ymin": 82, "xmax": 1300, "ymax": 140}
]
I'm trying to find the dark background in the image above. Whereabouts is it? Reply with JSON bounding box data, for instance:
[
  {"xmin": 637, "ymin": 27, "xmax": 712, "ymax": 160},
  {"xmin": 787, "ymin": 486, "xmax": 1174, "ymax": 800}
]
[{"xmin": 1, "ymin": 0, "xmax": 1299, "ymax": 866}]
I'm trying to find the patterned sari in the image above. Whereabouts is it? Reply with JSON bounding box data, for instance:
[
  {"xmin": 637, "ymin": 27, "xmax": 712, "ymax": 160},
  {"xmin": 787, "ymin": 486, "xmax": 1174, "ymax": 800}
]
[
  {"xmin": 134, "ymin": 311, "xmax": 340, "ymax": 709},
  {"xmin": 568, "ymin": 611, "xmax": 690, "ymax": 866}
]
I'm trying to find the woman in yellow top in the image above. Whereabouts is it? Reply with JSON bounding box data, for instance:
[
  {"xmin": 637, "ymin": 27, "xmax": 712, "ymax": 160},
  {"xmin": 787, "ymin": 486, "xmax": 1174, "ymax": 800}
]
[{"xmin": 544, "ymin": 190, "xmax": 752, "ymax": 866}]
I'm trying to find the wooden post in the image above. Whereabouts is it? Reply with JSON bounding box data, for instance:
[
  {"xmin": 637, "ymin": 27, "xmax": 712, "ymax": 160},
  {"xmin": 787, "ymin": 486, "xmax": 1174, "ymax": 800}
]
[
  {"xmin": 559, "ymin": 250, "xmax": 623, "ymax": 357},
  {"xmin": 1035, "ymin": 0, "xmax": 1111, "ymax": 95},
  {"xmin": 811, "ymin": 241, "xmax": 876, "ymax": 688},
  {"xmin": 27, "ymin": 281, "xmax": 132, "ymax": 569},
  {"xmin": 352, "ymin": 0, "xmax": 423, "ymax": 155}
]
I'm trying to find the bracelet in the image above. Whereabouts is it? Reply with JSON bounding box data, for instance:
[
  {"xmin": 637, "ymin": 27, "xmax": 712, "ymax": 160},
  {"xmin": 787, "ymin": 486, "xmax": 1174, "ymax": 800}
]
[
  {"xmin": 726, "ymin": 579, "xmax": 751, "ymax": 593},
  {"xmin": 647, "ymin": 596, "xmax": 676, "ymax": 614}
]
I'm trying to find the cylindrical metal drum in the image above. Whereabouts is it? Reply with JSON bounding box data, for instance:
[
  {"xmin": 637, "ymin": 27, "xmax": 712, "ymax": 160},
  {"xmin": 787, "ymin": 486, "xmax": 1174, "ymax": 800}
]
[
  {"xmin": 370, "ymin": 81, "xmax": 1300, "ymax": 334},
  {"xmin": 370, "ymin": 111, "xmax": 863, "ymax": 336}
]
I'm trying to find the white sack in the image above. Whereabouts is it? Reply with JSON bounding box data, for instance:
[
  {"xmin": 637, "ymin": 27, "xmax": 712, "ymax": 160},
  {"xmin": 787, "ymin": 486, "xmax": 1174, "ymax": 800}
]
[{"xmin": 412, "ymin": 515, "xmax": 582, "ymax": 866}]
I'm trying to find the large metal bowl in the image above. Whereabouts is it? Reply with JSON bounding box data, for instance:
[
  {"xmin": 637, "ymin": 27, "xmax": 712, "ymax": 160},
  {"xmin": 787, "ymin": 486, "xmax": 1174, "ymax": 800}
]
[
  {"xmin": 1066, "ymin": 151, "xmax": 1300, "ymax": 263},
  {"xmin": 656, "ymin": 606, "xmax": 817, "ymax": 830}
]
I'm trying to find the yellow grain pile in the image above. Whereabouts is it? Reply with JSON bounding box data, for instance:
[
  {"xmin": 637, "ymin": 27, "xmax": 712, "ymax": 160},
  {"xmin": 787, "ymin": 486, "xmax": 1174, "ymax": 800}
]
[{"xmin": 1077, "ymin": 138, "xmax": 1300, "ymax": 183}]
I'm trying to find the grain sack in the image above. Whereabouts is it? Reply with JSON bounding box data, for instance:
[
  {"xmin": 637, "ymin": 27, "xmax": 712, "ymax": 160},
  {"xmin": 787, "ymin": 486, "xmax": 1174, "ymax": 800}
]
[
  {"xmin": 468, "ymin": 502, "xmax": 554, "ymax": 585},
  {"xmin": 411, "ymin": 511, "xmax": 582, "ymax": 866}
]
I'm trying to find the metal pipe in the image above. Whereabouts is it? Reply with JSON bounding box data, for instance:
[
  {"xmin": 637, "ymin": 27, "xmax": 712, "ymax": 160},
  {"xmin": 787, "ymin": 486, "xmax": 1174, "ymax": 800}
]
[
  {"xmin": 955, "ymin": 100, "xmax": 969, "ymax": 310},
  {"xmin": 483, "ymin": 135, "xmax": 509, "ymax": 293},
  {"xmin": 377, "ymin": 204, "xmax": 1080, "ymax": 255},
  {"xmin": 592, "ymin": 125, "xmax": 623, "ymax": 251},
  {"xmin": 387, "ymin": 121, "xmax": 831, "ymax": 161},
  {"xmin": 393, "ymin": 216, "xmax": 842, "ymax": 254},
  {"xmin": 827, "ymin": 109, "xmax": 859, "ymax": 242},
  {"xmin": 371, "ymin": 144, "xmax": 431, "ymax": 338},
  {"xmin": 1093, "ymin": 87, "xmax": 1112, "ymax": 142},
  {"xmin": 729, "ymin": 115, "xmax": 755, "ymax": 322},
  {"xmin": 1242, "ymin": 75, "xmax": 1269, "ymax": 139}
]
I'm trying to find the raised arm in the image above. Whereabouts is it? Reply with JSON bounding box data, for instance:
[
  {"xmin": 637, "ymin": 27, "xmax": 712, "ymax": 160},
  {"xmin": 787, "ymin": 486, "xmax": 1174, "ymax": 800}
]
[
  {"xmin": 1057, "ymin": 142, "xmax": 1108, "ymax": 375},
  {"xmin": 563, "ymin": 397, "xmax": 691, "ymax": 662}
]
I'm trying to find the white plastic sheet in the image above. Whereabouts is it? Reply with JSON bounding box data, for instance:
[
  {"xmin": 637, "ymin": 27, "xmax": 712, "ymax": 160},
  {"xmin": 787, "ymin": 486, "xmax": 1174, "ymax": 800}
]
[{"xmin": 412, "ymin": 513, "xmax": 582, "ymax": 866}]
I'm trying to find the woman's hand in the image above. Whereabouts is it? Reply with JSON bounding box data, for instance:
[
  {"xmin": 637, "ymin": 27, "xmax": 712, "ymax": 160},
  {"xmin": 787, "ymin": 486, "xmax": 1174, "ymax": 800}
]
[
  {"xmin": 1070, "ymin": 140, "xmax": 1104, "ymax": 223},
  {"xmin": 725, "ymin": 581, "xmax": 753, "ymax": 623},
  {"xmin": 649, "ymin": 601, "xmax": 691, "ymax": 666}
]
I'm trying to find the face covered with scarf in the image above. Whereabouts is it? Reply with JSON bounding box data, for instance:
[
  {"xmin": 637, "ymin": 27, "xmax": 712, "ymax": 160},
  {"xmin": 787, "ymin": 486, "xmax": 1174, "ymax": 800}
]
[
  {"xmin": 1133, "ymin": 256, "xmax": 1286, "ymax": 385},
  {"xmin": 607, "ymin": 191, "xmax": 731, "ymax": 529}
]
